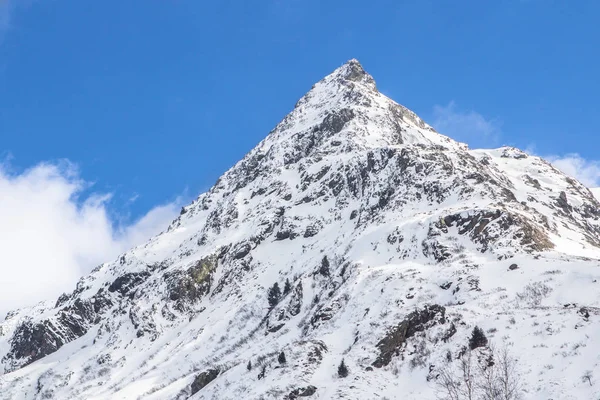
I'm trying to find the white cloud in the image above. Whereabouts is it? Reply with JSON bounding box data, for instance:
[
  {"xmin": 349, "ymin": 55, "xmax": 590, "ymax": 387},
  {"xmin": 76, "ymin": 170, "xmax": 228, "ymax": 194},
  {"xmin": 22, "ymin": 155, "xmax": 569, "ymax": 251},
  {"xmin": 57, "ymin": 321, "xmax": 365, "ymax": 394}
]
[
  {"xmin": 431, "ymin": 101, "xmax": 502, "ymax": 148},
  {"xmin": 0, "ymin": 161, "xmax": 182, "ymax": 318},
  {"xmin": 544, "ymin": 153, "xmax": 600, "ymax": 188},
  {"xmin": 430, "ymin": 103, "xmax": 600, "ymax": 192}
]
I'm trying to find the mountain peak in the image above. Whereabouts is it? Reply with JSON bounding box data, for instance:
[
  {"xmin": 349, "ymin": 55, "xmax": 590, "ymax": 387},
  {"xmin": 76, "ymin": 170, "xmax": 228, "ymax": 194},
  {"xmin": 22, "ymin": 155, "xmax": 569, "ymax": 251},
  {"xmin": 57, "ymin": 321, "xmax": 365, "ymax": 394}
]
[
  {"xmin": 3, "ymin": 60, "xmax": 600, "ymax": 400},
  {"xmin": 283, "ymin": 59, "xmax": 456, "ymax": 154},
  {"xmin": 329, "ymin": 58, "xmax": 377, "ymax": 91}
]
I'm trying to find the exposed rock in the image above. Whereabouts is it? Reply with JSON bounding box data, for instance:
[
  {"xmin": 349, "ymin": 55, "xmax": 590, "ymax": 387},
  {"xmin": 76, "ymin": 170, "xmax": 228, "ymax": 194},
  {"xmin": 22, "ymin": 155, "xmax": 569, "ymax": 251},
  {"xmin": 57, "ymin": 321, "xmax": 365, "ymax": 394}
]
[
  {"xmin": 166, "ymin": 254, "xmax": 217, "ymax": 311},
  {"xmin": 233, "ymin": 243, "xmax": 252, "ymax": 259},
  {"xmin": 436, "ymin": 209, "xmax": 554, "ymax": 255},
  {"xmin": 556, "ymin": 191, "xmax": 573, "ymax": 214},
  {"xmin": 287, "ymin": 282, "xmax": 304, "ymax": 317},
  {"xmin": 318, "ymin": 256, "xmax": 330, "ymax": 277},
  {"xmin": 373, "ymin": 305, "xmax": 446, "ymax": 368},
  {"xmin": 287, "ymin": 385, "xmax": 317, "ymax": 399},
  {"xmin": 2, "ymin": 291, "xmax": 113, "ymax": 371},
  {"xmin": 190, "ymin": 368, "xmax": 220, "ymax": 395},
  {"xmin": 108, "ymin": 272, "xmax": 150, "ymax": 296}
]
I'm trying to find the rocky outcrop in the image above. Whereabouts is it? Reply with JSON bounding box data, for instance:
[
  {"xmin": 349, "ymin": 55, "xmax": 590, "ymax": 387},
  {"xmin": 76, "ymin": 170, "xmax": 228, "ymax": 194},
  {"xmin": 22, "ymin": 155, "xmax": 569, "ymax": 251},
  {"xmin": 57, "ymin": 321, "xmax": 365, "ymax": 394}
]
[
  {"xmin": 166, "ymin": 254, "xmax": 218, "ymax": 312},
  {"xmin": 190, "ymin": 368, "xmax": 220, "ymax": 395},
  {"xmin": 373, "ymin": 305, "xmax": 448, "ymax": 368},
  {"xmin": 108, "ymin": 271, "xmax": 150, "ymax": 296},
  {"xmin": 287, "ymin": 386, "xmax": 318, "ymax": 399},
  {"xmin": 2, "ymin": 291, "xmax": 113, "ymax": 372}
]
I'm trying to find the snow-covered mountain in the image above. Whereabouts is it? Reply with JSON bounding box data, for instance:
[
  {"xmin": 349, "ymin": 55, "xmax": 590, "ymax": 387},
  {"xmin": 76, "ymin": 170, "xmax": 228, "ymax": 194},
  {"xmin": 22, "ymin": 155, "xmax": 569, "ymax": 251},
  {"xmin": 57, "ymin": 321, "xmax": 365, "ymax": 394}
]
[{"xmin": 2, "ymin": 60, "xmax": 600, "ymax": 400}]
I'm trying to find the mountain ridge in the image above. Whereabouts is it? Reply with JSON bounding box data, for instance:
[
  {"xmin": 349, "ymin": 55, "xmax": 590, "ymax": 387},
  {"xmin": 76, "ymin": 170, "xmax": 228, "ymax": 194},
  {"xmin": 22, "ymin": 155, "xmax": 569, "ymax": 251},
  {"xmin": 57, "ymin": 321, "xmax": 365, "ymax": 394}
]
[{"xmin": 1, "ymin": 59, "xmax": 600, "ymax": 399}]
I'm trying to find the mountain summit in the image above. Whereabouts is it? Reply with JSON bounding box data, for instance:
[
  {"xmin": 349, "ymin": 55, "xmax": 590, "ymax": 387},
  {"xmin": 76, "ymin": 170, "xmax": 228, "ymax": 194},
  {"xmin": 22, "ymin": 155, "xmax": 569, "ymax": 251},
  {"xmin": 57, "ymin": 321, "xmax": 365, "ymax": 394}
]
[
  {"xmin": 1, "ymin": 61, "xmax": 600, "ymax": 399},
  {"xmin": 331, "ymin": 59, "xmax": 377, "ymax": 86}
]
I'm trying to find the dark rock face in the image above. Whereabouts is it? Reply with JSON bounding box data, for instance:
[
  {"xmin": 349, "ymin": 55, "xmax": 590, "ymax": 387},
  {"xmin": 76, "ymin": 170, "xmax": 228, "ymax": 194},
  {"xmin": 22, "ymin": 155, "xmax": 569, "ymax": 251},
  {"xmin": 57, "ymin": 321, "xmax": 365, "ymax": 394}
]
[
  {"xmin": 6, "ymin": 321, "xmax": 64, "ymax": 366},
  {"xmin": 318, "ymin": 256, "xmax": 330, "ymax": 277},
  {"xmin": 233, "ymin": 243, "xmax": 252, "ymax": 259},
  {"xmin": 3, "ymin": 291, "xmax": 113, "ymax": 371},
  {"xmin": 319, "ymin": 109, "xmax": 355, "ymax": 135},
  {"xmin": 108, "ymin": 272, "xmax": 150, "ymax": 296},
  {"xmin": 287, "ymin": 282, "xmax": 303, "ymax": 317},
  {"xmin": 190, "ymin": 368, "xmax": 220, "ymax": 395},
  {"xmin": 276, "ymin": 229, "xmax": 298, "ymax": 241},
  {"xmin": 338, "ymin": 59, "xmax": 377, "ymax": 89},
  {"xmin": 556, "ymin": 191, "xmax": 573, "ymax": 214},
  {"xmin": 373, "ymin": 305, "xmax": 446, "ymax": 368},
  {"xmin": 287, "ymin": 385, "xmax": 318, "ymax": 399},
  {"xmin": 310, "ymin": 304, "xmax": 337, "ymax": 328},
  {"xmin": 166, "ymin": 254, "xmax": 217, "ymax": 312},
  {"xmin": 303, "ymin": 223, "xmax": 321, "ymax": 238},
  {"xmin": 426, "ymin": 209, "xmax": 554, "ymax": 259}
]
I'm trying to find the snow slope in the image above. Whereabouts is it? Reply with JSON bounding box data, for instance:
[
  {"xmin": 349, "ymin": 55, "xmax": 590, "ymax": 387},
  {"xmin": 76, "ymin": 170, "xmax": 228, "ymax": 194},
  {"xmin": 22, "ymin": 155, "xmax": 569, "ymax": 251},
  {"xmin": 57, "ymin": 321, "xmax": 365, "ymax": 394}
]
[{"xmin": 1, "ymin": 60, "xmax": 600, "ymax": 400}]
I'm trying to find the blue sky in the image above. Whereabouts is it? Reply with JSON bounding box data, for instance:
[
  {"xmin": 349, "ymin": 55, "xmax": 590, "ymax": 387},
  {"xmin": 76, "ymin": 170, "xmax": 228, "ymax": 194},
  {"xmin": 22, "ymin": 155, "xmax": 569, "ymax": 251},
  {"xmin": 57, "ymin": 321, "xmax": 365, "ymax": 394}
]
[
  {"xmin": 1, "ymin": 0, "xmax": 599, "ymax": 215},
  {"xmin": 0, "ymin": 1, "xmax": 599, "ymax": 312}
]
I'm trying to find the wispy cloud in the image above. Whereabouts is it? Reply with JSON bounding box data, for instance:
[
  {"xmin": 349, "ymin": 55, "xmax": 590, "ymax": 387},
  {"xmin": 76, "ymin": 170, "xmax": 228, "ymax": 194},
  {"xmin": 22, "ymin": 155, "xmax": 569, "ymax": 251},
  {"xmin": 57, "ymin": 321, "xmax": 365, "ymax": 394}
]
[
  {"xmin": 0, "ymin": 160, "xmax": 184, "ymax": 318},
  {"xmin": 431, "ymin": 101, "xmax": 502, "ymax": 148},
  {"xmin": 525, "ymin": 144, "xmax": 600, "ymax": 188},
  {"xmin": 544, "ymin": 153, "xmax": 600, "ymax": 188},
  {"xmin": 430, "ymin": 102, "xmax": 600, "ymax": 190}
]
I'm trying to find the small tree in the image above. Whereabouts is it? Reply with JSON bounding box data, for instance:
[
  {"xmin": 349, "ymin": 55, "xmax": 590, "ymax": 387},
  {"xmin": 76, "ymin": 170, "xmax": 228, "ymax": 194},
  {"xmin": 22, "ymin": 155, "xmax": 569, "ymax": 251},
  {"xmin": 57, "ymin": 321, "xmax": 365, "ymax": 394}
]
[
  {"xmin": 283, "ymin": 278, "xmax": 292, "ymax": 295},
  {"xmin": 436, "ymin": 350, "xmax": 476, "ymax": 400},
  {"xmin": 437, "ymin": 345, "xmax": 522, "ymax": 400},
  {"xmin": 246, "ymin": 360, "xmax": 252, "ymax": 371},
  {"xmin": 278, "ymin": 351, "xmax": 287, "ymax": 365},
  {"xmin": 469, "ymin": 326, "xmax": 488, "ymax": 350},
  {"xmin": 268, "ymin": 282, "xmax": 281, "ymax": 308},
  {"xmin": 478, "ymin": 355, "xmax": 500, "ymax": 400},
  {"xmin": 496, "ymin": 346, "xmax": 521, "ymax": 400},
  {"xmin": 338, "ymin": 359, "xmax": 349, "ymax": 378},
  {"xmin": 258, "ymin": 365, "xmax": 266, "ymax": 380},
  {"xmin": 319, "ymin": 256, "xmax": 330, "ymax": 277}
]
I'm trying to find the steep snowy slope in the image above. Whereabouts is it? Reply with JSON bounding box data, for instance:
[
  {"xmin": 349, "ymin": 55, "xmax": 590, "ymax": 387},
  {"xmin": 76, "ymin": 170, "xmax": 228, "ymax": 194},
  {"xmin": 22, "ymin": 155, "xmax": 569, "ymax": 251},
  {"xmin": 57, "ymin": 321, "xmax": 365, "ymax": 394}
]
[{"xmin": 1, "ymin": 60, "xmax": 600, "ymax": 400}]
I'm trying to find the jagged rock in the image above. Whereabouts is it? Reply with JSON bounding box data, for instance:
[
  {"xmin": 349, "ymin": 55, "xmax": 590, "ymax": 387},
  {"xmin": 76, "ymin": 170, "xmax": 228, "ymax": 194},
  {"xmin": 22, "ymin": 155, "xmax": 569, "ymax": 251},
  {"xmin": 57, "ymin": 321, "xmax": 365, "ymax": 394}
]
[
  {"xmin": 233, "ymin": 243, "xmax": 252, "ymax": 259},
  {"xmin": 190, "ymin": 368, "xmax": 220, "ymax": 395},
  {"xmin": 166, "ymin": 254, "xmax": 217, "ymax": 311},
  {"xmin": 287, "ymin": 385, "xmax": 318, "ymax": 398},
  {"xmin": 437, "ymin": 209, "xmax": 554, "ymax": 254},
  {"xmin": 108, "ymin": 272, "xmax": 150, "ymax": 296},
  {"xmin": 556, "ymin": 191, "xmax": 573, "ymax": 214},
  {"xmin": 373, "ymin": 305, "xmax": 446, "ymax": 368},
  {"xmin": 287, "ymin": 282, "xmax": 303, "ymax": 317}
]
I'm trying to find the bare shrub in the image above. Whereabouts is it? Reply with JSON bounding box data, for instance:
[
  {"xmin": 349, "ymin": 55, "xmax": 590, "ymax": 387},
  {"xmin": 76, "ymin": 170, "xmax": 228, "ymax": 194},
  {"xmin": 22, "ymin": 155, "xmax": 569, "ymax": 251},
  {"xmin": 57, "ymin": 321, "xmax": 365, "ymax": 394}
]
[
  {"xmin": 516, "ymin": 282, "xmax": 552, "ymax": 307},
  {"xmin": 436, "ymin": 345, "xmax": 521, "ymax": 400},
  {"xmin": 436, "ymin": 350, "xmax": 476, "ymax": 400},
  {"xmin": 582, "ymin": 370, "xmax": 593, "ymax": 386}
]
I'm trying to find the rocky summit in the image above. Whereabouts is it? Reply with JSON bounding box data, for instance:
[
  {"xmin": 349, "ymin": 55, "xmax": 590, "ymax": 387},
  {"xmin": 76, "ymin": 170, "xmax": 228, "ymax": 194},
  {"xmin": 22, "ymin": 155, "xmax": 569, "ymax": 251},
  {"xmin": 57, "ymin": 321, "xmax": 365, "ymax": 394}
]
[{"xmin": 1, "ymin": 60, "xmax": 600, "ymax": 399}]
